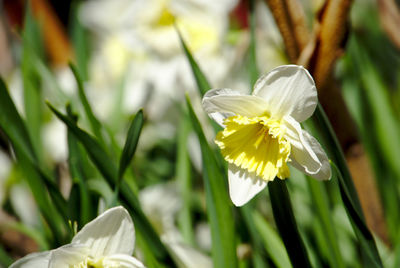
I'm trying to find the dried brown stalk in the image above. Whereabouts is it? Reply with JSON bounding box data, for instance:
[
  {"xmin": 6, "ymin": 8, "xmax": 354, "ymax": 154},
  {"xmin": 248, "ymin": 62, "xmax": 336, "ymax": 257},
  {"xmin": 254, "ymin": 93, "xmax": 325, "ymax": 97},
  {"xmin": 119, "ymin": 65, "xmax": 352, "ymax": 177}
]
[
  {"xmin": 377, "ymin": 0, "xmax": 400, "ymax": 49},
  {"xmin": 347, "ymin": 144, "xmax": 389, "ymax": 244},
  {"xmin": 265, "ymin": 0, "xmax": 309, "ymax": 62},
  {"xmin": 307, "ymin": 0, "xmax": 351, "ymax": 90},
  {"xmin": 0, "ymin": 211, "xmax": 38, "ymax": 259},
  {"xmin": 265, "ymin": 0, "xmax": 389, "ymax": 244},
  {"xmin": 29, "ymin": 0, "xmax": 73, "ymax": 66}
]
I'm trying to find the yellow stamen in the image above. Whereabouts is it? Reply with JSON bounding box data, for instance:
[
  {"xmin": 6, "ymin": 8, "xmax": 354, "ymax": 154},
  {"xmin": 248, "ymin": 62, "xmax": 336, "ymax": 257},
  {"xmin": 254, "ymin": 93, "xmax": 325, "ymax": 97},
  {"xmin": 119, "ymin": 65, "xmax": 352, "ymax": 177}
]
[
  {"xmin": 216, "ymin": 115, "xmax": 291, "ymax": 181},
  {"xmin": 72, "ymin": 257, "xmax": 105, "ymax": 268}
]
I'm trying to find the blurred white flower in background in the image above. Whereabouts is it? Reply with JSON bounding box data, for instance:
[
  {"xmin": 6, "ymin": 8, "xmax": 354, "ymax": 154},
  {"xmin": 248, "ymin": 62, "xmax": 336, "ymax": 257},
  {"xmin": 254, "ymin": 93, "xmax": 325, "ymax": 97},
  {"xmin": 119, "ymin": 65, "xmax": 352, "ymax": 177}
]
[
  {"xmin": 10, "ymin": 185, "xmax": 39, "ymax": 227},
  {"xmin": 139, "ymin": 182, "xmax": 182, "ymax": 235},
  {"xmin": 139, "ymin": 182, "xmax": 213, "ymax": 268},
  {"xmin": 254, "ymin": 1, "xmax": 287, "ymax": 73},
  {"xmin": 10, "ymin": 206, "xmax": 145, "ymax": 268},
  {"xmin": 79, "ymin": 0, "xmax": 238, "ymax": 122},
  {"xmin": 164, "ymin": 239, "xmax": 212, "ymax": 268},
  {"xmin": 42, "ymin": 118, "xmax": 68, "ymax": 163}
]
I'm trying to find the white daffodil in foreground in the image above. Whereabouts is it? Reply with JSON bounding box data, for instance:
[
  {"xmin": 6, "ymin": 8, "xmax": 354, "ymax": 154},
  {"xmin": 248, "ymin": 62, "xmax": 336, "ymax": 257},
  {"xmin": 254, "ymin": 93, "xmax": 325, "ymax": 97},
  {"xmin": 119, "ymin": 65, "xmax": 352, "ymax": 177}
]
[
  {"xmin": 10, "ymin": 206, "xmax": 145, "ymax": 268},
  {"xmin": 202, "ymin": 65, "xmax": 331, "ymax": 206}
]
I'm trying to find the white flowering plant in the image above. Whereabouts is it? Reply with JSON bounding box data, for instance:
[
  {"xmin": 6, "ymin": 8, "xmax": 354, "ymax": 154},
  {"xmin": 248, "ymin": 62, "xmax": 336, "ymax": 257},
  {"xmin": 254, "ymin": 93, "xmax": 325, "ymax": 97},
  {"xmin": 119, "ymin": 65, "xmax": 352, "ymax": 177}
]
[{"xmin": 0, "ymin": 1, "xmax": 397, "ymax": 268}]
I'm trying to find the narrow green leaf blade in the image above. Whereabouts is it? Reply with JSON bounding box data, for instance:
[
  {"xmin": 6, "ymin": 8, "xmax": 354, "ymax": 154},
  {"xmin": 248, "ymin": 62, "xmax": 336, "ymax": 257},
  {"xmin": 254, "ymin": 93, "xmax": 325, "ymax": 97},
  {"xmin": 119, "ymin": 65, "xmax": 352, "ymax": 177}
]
[
  {"xmin": 351, "ymin": 37, "xmax": 400, "ymax": 180},
  {"xmin": 176, "ymin": 112, "xmax": 195, "ymax": 245},
  {"xmin": 70, "ymin": 0, "xmax": 89, "ymax": 80},
  {"xmin": 307, "ymin": 178, "xmax": 345, "ymax": 268},
  {"xmin": 177, "ymin": 30, "xmax": 211, "ymax": 95},
  {"xmin": 47, "ymin": 102, "xmax": 174, "ymax": 265},
  {"xmin": 118, "ymin": 109, "xmax": 144, "ymax": 180},
  {"xmin": 47, "ymin": 102, "xmax": 116, "ymax": 182},
  {"xmin": 268, "ymin": 179, "xmax": 312, "ymax": 267},
  {"xmin": 240, "ymin": 205, "xmax": 282, "ymax": 268},
  {"xmin": 186, "ymin": 96, "xmax": 237, "ymax": 268},
  {"xmin": 21, "ymin": 6, "xmax": 44, "ymax": 163},
  {"xmin": 307, "ymin": 104, "xmax": 383, "ymax": 267},
  {"xmin": 0, "ymin": 78, "xmax": 36, "ymax": 163},
  {"xmin": 252, "ymin": 210, "xmax": 291, "ymax": 268},
  {"xmin": 69, "ymin": 63, "xmax": 105, "ymax": 145},
  {"xmin": 0, "ymin": 245, "xmax": 13, "ymax": 267},
  {"xmin": 0, "ymin": 78, "xmax": 67, "ymax": 243},
  {"xmin": 66, "ymin": 105, "xmax": 92, "ymax": 227},
  {"xmin": 332, "ymin": 162, "xmax": 383, "ymax": 268},
  {"xmin": 248, "ymin": 0, "xmax": 259, "ymax": 88},
  {"xmin": 14, "ymin": 150, "xmax": 66, "ymax": 246}
]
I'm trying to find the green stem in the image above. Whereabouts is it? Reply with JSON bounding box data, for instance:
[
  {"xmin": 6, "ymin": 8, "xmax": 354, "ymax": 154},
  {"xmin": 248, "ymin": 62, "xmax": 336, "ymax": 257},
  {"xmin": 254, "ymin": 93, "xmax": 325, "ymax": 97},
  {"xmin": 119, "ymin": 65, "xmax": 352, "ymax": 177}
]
[{"xmin": 268, "ymin": 179, "xmax": 311, "ymax": 268}]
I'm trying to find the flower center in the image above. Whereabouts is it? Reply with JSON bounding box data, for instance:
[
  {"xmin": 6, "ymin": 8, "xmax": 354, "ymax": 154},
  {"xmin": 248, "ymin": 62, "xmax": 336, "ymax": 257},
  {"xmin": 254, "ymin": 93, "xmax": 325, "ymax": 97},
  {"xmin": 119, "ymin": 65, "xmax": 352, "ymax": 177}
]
[
  {"xmin": 215, "ymin": 115, "xmax": 291, "ymax": 181},
  {"xmin": 156, "ymin": 7, "xmax": 175, "ymax": 27},
  {"xmin": 72, "ymin": 257, "xmax": 106, "ymax": 268}
]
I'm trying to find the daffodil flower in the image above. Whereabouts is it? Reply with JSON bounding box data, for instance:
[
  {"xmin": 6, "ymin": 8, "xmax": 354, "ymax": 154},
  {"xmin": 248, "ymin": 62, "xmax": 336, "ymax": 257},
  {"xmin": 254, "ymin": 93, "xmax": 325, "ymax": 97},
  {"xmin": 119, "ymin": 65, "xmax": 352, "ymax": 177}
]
[
  {"xmin": 10, "ymin": 206, "xmax": 145, "ymax": 268},
  {"xmin": 202, "ymin": 65, "xmax": 331, "ymax": 206}
]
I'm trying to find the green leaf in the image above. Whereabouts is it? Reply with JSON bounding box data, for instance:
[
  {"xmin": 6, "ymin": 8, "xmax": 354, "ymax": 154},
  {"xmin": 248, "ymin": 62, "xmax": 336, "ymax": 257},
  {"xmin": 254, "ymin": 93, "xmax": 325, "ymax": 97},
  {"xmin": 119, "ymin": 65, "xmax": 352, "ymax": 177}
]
[
  {"xmin": 349, "ymin": 36, "xmax": 400, "ymax": 181},
  {"xmin": 307, "ymin": 178, "xmax": 345, "ymax": 268},
  {"xmin": 47, "ymin": 102, "xmax": 116, "ymax": 182},
  {"xmin": 0, "ymin": 245, "xmax": 13, "ymax": 267},
  {"xmin": 177, "ymin": 30, "xmax": 211, "ymax": 95},
  {"xmin": 69, "ymin": 63, "xmax": 105, "ymax": 145},
  {"xmin": 186, "ymin": 96, "xmax": 237, "ymax": 268},
  {"xmin": 332, "ymin": 162, "xmax": 383, "ymax": 268},
  {"xmin": 268, "ymin": 179, "xmax": 312, "ymax": 267},
  {"xmin": 22, "ymin": 5, "xmax": 44, "ymax": 163},
  {"xmin": 307, "ymin": 103, "xmax": 383, "ymax": 267},
  {"xmin": 68, "ymin": 183, "xmax": 81, "ymax": 225},
  {"xmin": 47, "ymin": 102, "xmax": 174, "ymax": 266},
  {"xmin": 177, "ymin": 30, "xmax": 222, "ymax": 139},
  {"xmin": 66, "ymin": 105, "xmax": 92, "ymax": 227},
  {"xmin": 0, "ymin": 78, "xmax": 36, "ymax": 163},
  {"xmin": 248, "ymin": 0, "xmax": 259, "ymax": 88},
  {"xmin": 240, "ymin": 205, "xmax": 279, "ymax": 268},
  {"xmin": 176, "ymin": 111, "xmax": 195, "ymax": 245},
  {"xmin": 341, "ymin": 57, "xmax": 400, "ymax": 244},
  {"xmin": 87, "ymin": 179, "xmax": 114, "ymax": 205},
  {"xmin": 15, "ymin": 151, "xmax": 66, "ymax": 246},
  {"xmin": 0, "ymin": 78, "xmax": 67, "ymax": 244},
  {"xmin": 118, "ymin": 109, "xmax": 144, "ymax": 181},
  {"xmin": 70, "ymin": 0, "xmax": 89, "ymax": 80},
  {"xmin": 311, "ymin": 105, "xmax": 364, "ymax": 213},
  {"xmin": 342, "ymin": 35, "xmax": 400, "ymax": 243},
  {"xmin": 252, "ymin": 210, "xmax": 291, "ymax": 268}
]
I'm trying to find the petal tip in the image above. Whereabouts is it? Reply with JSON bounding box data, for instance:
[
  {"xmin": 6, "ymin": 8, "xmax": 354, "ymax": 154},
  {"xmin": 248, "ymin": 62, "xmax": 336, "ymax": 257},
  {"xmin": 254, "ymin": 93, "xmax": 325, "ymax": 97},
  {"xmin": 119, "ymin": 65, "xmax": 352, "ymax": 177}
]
[{"xmin": 228, "ymin": 165, "xmax": 268, "ymax": 207}]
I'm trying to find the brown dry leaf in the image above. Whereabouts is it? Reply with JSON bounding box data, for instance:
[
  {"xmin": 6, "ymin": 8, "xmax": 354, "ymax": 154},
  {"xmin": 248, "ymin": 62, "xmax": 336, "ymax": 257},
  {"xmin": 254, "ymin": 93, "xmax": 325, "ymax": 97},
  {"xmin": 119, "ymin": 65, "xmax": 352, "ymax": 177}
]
[
  {"xmin": 30, "ymin": 0, "xmax": 73, "ymax": 66},
  {"xmin": 0, "ymin": 210, "xmax": 39, "ymax": 260},
  {"xmin": 306, "ymin": 0, "xmax": 351, "ymax": 90},
  {"xmin": 265, "ymin": 0, "xmax": 309, "ymax": 62},
  {"xmin": 377, "ymin": 0, "xmax": 400, "ymax": 49}
]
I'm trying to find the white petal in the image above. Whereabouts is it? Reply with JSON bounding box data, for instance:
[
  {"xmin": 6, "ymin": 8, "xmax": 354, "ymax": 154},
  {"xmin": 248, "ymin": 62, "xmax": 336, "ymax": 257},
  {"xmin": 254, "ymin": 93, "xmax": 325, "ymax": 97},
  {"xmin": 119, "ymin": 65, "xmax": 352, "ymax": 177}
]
[
  {"xmin": 253, "ymin": 65, "xmax": 317, "ymax": 122},
  {"xmin": 228, "ymin": 164, "xmax": 268, "ymax": 206},
  {"xmin": 103, "ymin": 254, "xmax": 145, "ymax": 268},
  {"xmin": 48, "ymin": 244, "xmax": 90, "ymax": 268},
  {"xmin": 163, "ymin": 241, "xmax": 212, "ymax": 268},
  {"xmin": 292, "ymin": 131, "xmax": 331, "ymax": 180},
  {"xmin": 202, "ymin": 88, "xmax": 269, "ymax": 126},
  {"xmin": 284, "ymin": 117, "xmax": 331, "ymax": 180},
  {"xmin": 72, "ymin": 206, "xmax": 135, "ymax": 259},
  {"xmin": 10, "ymin": 251, "xmax": 51, "ymax": 268}
]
